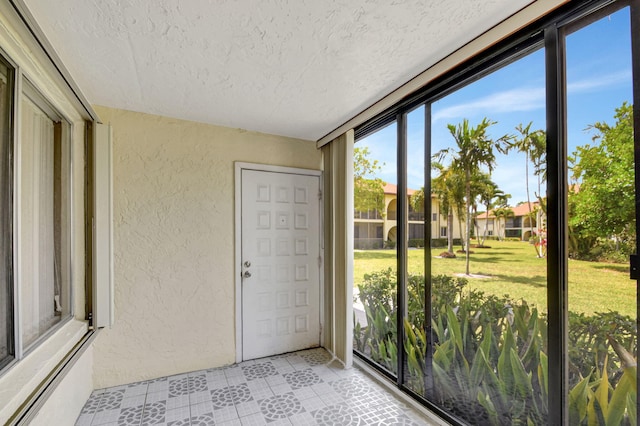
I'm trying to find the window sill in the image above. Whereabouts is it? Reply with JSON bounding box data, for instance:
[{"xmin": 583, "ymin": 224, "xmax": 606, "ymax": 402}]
[{"xmin": 0, "ymin": 319, "xmax": 88, "ymax": 424}]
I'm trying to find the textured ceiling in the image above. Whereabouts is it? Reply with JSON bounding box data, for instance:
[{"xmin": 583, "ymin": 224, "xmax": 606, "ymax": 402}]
[{"xmin": 24, "ymin": 0, "xmax": 531, "ymax": 141}]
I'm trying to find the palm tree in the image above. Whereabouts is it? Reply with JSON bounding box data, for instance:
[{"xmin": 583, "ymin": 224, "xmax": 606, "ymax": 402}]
[
  {"xmin": 493, "ymin": 207, "xmax": 515, "ymax": 240},
  {"xmin": 513, "ymin": 123, "xmax": 546, "ymax": 244},
  {"xmin": 435, "ymin": 118, "xmax": 510, "ymax": 275},
  {"xmin": 432, "ymin": 163, "xmax": 465, "ymax": 255},
  {"xmin": 474, "ymin": 174, "xmax": 509, "ymax": 246},
  {"xmin": 531, "ymin": 130, "xmax": 547, "ymax": 202}
]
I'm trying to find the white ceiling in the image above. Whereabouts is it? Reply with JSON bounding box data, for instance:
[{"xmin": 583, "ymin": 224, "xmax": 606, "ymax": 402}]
[{"xmin": 24, "ymin": 0, "xmax": 532, "ymax": 141}]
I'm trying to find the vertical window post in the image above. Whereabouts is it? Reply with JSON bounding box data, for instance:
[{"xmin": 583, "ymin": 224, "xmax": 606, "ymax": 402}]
[
  {"xmin": 545, "ymin": 24, "xmax": 569, "ymax": 425},
  {"xmin": 423, "ymin": 103, "xmax": 434, "ymax": 397},
  {"xmin": 396, "ymin": 112, "xmax": 407, "ymax": 387},
  {"xmin": 629, "ymin": 0, "xmax": 640, "ymax": 415}
]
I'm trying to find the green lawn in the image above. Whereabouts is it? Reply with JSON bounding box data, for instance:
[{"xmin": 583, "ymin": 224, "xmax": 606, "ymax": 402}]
[{"xmin": 354, "ymin": 240, "xmax": 635, "ymax": 317}]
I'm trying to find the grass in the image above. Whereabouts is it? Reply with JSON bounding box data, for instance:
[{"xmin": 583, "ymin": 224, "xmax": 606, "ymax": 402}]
[{"xmin": 354, "ymin": 240, "xmax": 635, "ymax": 317}]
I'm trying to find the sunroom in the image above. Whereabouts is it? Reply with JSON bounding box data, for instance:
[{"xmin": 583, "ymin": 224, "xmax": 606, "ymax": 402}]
[{"xmin": 0, "ymin": 0, "xmax": 638, "ymax": 425}]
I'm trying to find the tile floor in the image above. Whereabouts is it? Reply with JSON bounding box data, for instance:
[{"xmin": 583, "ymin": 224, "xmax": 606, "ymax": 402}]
[{"xmin": 75, "ymin": 348, "xmax": 436, "ymax": 426}]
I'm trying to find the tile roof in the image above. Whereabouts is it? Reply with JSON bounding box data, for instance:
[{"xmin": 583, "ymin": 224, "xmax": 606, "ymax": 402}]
[
  {"xmin": 476, "ymin": 201, "xmax": 540, "ymax": 219},
  {"xmin": 383, "ymin": 182, "xmax": 417, "ymax": 196}
]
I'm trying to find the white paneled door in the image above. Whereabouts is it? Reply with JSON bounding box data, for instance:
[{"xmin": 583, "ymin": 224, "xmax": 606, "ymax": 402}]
[{"xmin": 240, "ymin": 169, "xmax": 321, "ymax": 360}]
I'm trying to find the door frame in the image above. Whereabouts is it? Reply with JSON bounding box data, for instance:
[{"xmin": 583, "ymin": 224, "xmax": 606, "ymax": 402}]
[{"xmin": 234, "ymin": 162, "xmax": 324, "ymax": 363}]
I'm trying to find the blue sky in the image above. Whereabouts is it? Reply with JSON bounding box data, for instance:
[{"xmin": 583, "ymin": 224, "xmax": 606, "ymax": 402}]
[{"xmin": 359, "ymin": 6, "xmax": 633, "ymax": 206}]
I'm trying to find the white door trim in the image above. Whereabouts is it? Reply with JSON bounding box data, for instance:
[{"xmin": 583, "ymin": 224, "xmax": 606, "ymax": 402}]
[{"xmin": 234, "ymin": 162, "xmax": 323, "ymax": 363}]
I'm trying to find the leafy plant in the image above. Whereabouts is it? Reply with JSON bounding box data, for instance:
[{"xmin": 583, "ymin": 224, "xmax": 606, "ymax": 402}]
[{"xmin": 353, "ymin": 269, "xmax": 637, "ymax": 425}]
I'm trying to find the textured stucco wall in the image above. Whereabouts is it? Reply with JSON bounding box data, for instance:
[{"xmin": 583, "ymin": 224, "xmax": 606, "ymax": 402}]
[{"xmin": 92, "ymin": 106, "xmax": 322, "ymax": 388}]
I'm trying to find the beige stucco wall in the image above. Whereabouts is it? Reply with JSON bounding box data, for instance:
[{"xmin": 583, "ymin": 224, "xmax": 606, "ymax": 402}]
[{"xmin": 92, "ymin": 106, "xmax": 322, "ymax": 388}]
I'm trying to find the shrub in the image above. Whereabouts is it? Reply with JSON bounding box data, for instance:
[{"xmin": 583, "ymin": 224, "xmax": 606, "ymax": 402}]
[
  {"xmin": 408, "ymin": 238, "xmax": 424, "ymax": 248},
  {"xmin": 354, "ymin": 270, "xmax": 637, "ymax": 425},
  {"xmin": 431, "ymin": 238, "xmax": 447, "ymax": 248},
  {"xmin": 569, "ymin": 238, "xmax": 633, "ymax": 263}
]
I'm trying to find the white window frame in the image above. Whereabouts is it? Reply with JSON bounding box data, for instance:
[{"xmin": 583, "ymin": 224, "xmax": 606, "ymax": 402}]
[{"xmin": 3, "ymin": 62, "xmax": 75, "ymax": 371}]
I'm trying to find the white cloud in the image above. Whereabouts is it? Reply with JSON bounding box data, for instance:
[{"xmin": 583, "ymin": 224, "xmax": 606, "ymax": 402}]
[
  {"xmin": 567, "ymin": 70, "xmax": 631, "ymax": 94},
  {"xmin": 433, "ymin": 87, "xmax": 545, "ymax": 122},
  {"xmin": 432, "ymin": 70, "xmax": 631, "ymax": 123}
]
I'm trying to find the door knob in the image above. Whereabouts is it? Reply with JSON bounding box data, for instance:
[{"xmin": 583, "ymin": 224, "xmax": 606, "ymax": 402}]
[{"xmin": 243, "ymin": 271, "xmax": 252, "ymax": 278}]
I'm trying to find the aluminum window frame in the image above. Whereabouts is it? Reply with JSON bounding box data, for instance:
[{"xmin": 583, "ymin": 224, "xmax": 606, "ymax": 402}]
[
  {"xmin": 0, "ymin": 51, "xmax": 16, "ymax": 372},
  {"xmin": 353, "ymin": 0, "xmax": 638, "ymax": 424}
]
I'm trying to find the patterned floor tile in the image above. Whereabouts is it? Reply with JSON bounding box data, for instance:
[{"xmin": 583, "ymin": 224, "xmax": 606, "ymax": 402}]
[
  {"xmin": 189, "ymin": 374, "xmax": 208, "ymax": 391},
  {"xmin": 239, "ymin": 412, "xmax": 268, "ymax": 426},
  {"xmin": 377, "ymin": 415, "xmax": 425, "ymax": 425},
  {"xmin": 236, "ymin": 399, "xmax": 261, "ymax": 417},
  {"xmin": 283, "ymin": 368, "xmax": 322, "ymax": 389},
  {"xmin": 168, "ymin": 377, "xmax": 191, "ymax": 397},
  {"xmin": 287, "ymin": 411, "xmax": 317, "ymax": 425},
  {"xmin": 299, "ymin": 395, "xmax": 327, "ymax": 413},
  {"xmin": 164, "ymin": 406, "xmax": 191, "ymax": 425},
  {"xmin": 269, "ymin": 382, "xmax": 293, "ymax": 396},
  {"xmin": 190, "ymin": 412, "xmax": 217, "ymax": 425},
  {"xmin": 331, "ymin": 375, "xmax": 371, "ymax": 398},
  {"xmin": 80, "ymin": 395, "xmax": 103, "ymax": 415},
  {"xmin": 258, "ymin": 392, "xmax": 304, "ymax": 421},
  {"xmin": 312, "ymin": 403, "xmax": 361, "ymax": 426},
  {"xmin": 97, "ymin": 390, "xmax": 125, "ymax": 412},
  {"xmin": 120, "ymin": 395, "xmax": 146, "ymax": 409},
  {"xmin": 91, "ymin": 408, "xmax": 121, "ymax": 425},
  {"xmin": 227, "ymin": 375, "xmax": 249, "ymax": 386},
  {"xmin": 191, "ymin": 400, "xmax": 215, "ymax": 417},
  {"xmin": 75, "ymin": 348, "xmax": 436, "ymax": 426},
  {"xmin": 116, "ymin": 405, "xmax": 143, "ymax": 426},
  {"xmin": 299, "ymin": 348, "xmax": 333, "ymax": 366},
  {"xmin": 265, "ymin": 373, "xmax": 287, "ymax": 387},
  {"xmin": 143, "ymin": 391, "xmax": 167, "ymax": 405},
  {"xmin": 218, "ymin": 419, "xmax": 243, "ymax": 426},
  {"xmin": 292, "ymin": 386, "xmax": 317, "ymax": 401},
  {"xmin": 165, "ymin": 394, "xmax": 190, "ymax": 410},
  {"xmin": 141, "ymin": 400, "xmax": 166, "ymax": 425},
  {"xmin": 212, "ymin": 405, "xmax": 239, "ymax": 423},
  {"xmin": 242, "ymin": 362, "xmax": 278, "ymax": 380},
  {"xmin": 147, "ymin": 378, "xmax": 169, "ymax": 394},
  {"xmin": 75, "ymin": 414, "xmax": 95, "ymax": 426},
  {"xmin": 211, "ymin": 383, "xmax": 253, "ymax": 408}
]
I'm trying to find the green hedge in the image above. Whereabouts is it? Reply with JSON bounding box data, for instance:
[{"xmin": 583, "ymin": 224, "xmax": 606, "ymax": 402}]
[{"xmin": 354, "ymin": 269, "xmax": 637, "ymax": 425}]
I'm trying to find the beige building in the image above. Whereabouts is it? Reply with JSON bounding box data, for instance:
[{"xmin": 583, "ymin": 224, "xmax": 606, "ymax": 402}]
[
  {"xmin": 475, "ymin": 201, "xmax": 546, "ymax": 241},
  {"xmin": 354, "ymin": 183, "xmax": 462, "ymax": 249}
]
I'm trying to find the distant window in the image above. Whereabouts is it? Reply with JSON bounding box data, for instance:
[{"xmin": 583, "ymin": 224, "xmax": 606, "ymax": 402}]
[
  {"xmin": 440, "ymin": 227, "xmax": 447, "ymax": 237},
  {"xmin": 409, "ymin": 223, "xmax": 424, "ymax": 239},
  {"xmin": 432, "ymin": 213, "xmax": 437, "ymax": 221}
]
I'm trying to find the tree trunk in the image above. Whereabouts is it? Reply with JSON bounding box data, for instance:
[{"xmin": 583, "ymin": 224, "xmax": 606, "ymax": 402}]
[
  {"xmin": 465, "ymin": 171, "xmax": 471, "ymax": 275},
  {"xmin": 447, "ymin": 213, "xmax": 454, "ymax": 253},
  {"xmin": 457, "ymin": 211, "xmax": 464, "ymax": 251},
  {"xmin": 525, "ymin": 152, "xmax": 536, "ymax": 252}
]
